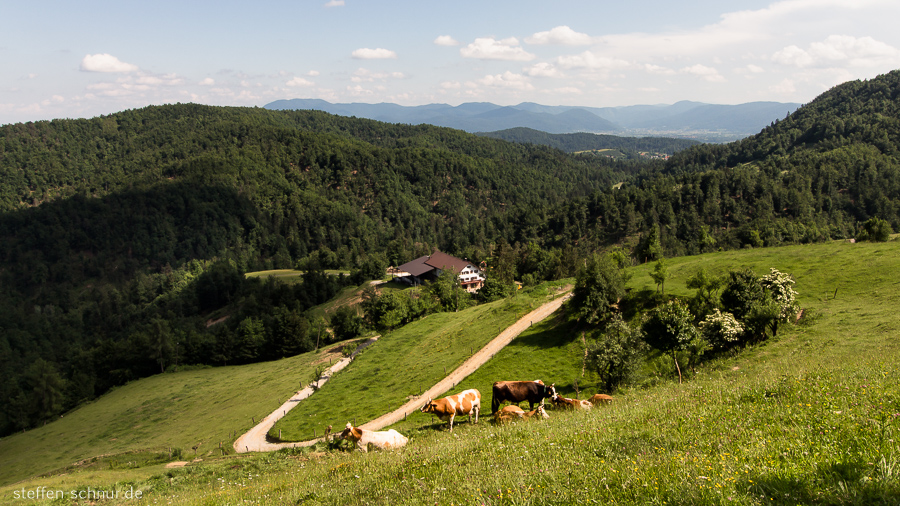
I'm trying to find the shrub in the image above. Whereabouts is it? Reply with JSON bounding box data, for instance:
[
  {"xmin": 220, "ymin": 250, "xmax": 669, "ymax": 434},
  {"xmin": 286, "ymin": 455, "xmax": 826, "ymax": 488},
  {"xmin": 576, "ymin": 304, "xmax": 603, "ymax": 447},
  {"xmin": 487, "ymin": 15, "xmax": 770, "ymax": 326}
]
[
  {"xmin": 586, "ymin": 314, "xmax": 646, "ymax": 392},
  {"xmin": 699, "ymin": 309, "xmax": 744, "ymax": 349}
]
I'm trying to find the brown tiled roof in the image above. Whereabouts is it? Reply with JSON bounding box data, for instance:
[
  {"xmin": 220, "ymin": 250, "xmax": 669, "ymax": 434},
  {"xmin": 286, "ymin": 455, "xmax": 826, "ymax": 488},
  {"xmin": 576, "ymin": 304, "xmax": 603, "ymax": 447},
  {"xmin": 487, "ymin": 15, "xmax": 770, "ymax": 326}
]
[
  {"xmin": 423, "ymin": 250, "xmax": 471, "ymax": 273},
  {"xmin": 397, "ymin": 254, "xmax": 434, "ymax": 277},
  {"xmin": 397, "ymin": 251, "xmax": 472, "ymax": 277}
]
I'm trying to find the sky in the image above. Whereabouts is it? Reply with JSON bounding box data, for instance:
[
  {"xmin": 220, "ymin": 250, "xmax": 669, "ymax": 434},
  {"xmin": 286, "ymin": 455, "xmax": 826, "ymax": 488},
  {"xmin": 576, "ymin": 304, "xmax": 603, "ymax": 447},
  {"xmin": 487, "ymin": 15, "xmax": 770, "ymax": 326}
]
[{"xmin": 2, "ymin": 0, "xmax": 900, "ymax": 125}]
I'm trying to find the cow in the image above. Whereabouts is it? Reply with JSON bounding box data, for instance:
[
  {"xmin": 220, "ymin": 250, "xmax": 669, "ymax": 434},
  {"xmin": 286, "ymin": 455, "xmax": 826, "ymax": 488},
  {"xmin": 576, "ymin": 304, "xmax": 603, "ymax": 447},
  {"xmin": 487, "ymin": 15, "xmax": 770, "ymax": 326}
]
[
  {"xmin": 420, "ymin": 388, "xmax": 481, "ymax": 431},
  {"xmin": 525, "ymin": 404, "xmax": 550, "ymax": 419},
  {"xmin": 338, "ymin": 422, "xmax": 408, "ymax": 452},
  {"xmin": 491, "ymin": 380, "xmax": 556, "ymax": 413},
  {"xmin": 551, "ymin": 392, "xmax": 593, "ymax": 410},
  {"xmin": 588, "ymin": 393, "xmax": 614, "ymax": 405},
  {"xmin": 493, "ymin": 403, "xmax": 550, "ymax": 424}
]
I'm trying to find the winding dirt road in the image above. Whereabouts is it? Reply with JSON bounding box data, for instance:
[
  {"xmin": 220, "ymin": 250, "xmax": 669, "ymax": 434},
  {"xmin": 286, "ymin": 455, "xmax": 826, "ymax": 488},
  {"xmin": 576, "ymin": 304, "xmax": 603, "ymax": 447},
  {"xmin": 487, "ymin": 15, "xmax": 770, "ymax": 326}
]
[{"xmin": 234, "ymin": 288, "xmax": 572, "ymax": 452}]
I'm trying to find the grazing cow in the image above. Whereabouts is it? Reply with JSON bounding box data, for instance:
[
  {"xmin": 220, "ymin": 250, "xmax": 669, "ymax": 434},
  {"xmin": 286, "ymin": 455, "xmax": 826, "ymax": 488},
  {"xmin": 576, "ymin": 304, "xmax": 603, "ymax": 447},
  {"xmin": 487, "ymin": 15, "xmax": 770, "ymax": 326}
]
[
  {"xmin": 588, "ymin": 393, "xmax": 614, "ymax": 405},
  {"xmin": 551, "ymin": 392, "xmax": 593, "ymax": 410},
  {"xmin": 339, "ymin": 422, "xmax": 408, "ymax": 452},
  {"xmin": 420, "ymin": 388, "xmax": 481, "ymax": 431},
  {"xmin": 491, "ymin": 380, "xmax": 556, "ymax": 413}
]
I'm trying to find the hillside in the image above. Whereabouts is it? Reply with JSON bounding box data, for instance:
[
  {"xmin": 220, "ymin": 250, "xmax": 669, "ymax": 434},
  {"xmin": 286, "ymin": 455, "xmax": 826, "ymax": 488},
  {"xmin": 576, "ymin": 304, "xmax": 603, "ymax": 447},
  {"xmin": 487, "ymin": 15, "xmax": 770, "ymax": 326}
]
[
  {"xmin": 477, "ymin": 126, "xmax": 700, "ymax": 154},
  {"xmin": 0, "ymin": 106, "xmax": 636, "ymax": 437},
  {"xmin": 1, "ymin": 239, "xmax": 898, "ymax": 504},
  {"xmin": 2, "ymin": 71, "xmax": 900, "ymax": 442}
]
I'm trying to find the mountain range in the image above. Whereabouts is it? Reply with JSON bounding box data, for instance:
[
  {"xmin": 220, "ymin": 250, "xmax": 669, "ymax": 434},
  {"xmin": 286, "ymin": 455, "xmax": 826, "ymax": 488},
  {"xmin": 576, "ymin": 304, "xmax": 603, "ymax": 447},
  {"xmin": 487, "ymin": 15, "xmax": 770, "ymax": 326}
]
[{"xmin": 265, "ymin": 98, "xmax": 802, "ymax": 142}]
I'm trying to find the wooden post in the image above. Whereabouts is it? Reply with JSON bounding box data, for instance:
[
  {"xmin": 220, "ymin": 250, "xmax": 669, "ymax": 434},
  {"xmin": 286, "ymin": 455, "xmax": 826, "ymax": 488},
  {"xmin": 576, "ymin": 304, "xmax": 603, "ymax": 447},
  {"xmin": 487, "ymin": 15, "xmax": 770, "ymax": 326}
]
[
  {"xmin": 252, "ymin": 416, "xmax": 255, "ymax": 424},
  {"xmin": 313, "ymin": 428, "xmax": 316, "ymax": 438},
  {"xmin": 279, "ymin": 429, "xmax": 282, "ymax": 439}
]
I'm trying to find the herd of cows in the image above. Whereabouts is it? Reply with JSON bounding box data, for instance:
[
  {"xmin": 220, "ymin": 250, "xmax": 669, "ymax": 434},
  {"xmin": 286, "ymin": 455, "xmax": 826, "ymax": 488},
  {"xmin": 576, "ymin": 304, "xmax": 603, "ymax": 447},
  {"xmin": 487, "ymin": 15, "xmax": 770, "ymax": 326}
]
[{"xmin": 338, "ymin": 380, "xmax": 613, "ymax": 452}]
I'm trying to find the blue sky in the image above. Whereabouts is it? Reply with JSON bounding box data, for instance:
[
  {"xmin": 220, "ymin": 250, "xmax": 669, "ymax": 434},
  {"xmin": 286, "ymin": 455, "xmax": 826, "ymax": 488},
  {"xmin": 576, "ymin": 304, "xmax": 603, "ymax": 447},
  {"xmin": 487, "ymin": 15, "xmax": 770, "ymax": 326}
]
[{"xmin": 2, "ymin": 0, "xmax": 899, "ymax": 125}]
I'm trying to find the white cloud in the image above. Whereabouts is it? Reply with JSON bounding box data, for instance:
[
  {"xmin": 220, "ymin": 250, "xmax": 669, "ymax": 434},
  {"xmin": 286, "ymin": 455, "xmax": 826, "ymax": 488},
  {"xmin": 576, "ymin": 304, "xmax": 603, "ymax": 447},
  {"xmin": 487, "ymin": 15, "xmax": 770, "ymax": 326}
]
[
  {"xmin": 199, "ymin": 78, "xmax": 215, "ymax": 86},
  {"xmin": 308, "ymin": 70, "xmax": 320, "ymax": 76},
  {"xmin": 772, "ymin": 45, "xmax": 815, "ymax": 67},
  {"xmin": 287, "ymin": 77, "xmax": 315, "ymax": 87},
  {"xmin": 744, "ymin": 64, "xmax": 765, "ymax": 74},
  {"xmin": 80, "ymin": 54, "xmax": 139, "ymax": 73},
  {"xmin": 352, "ymin": 68, "xmax": 405, "ymax": 83},
  {"xmin": 643, "ymin": 64, "xmax": 677, "ymax": 75},
  {"xmin": 478, "ymin": 71, "xmax": 534, "ymax": 90},
  {"xmin": 525, "ymin": 26, "xmax": 593, "ymax": 46},
  {"xmin": 548, "ymin": 86, "xmax": 582, "ymax": 95},
  {"xmin": 524, "ymin": 62, "xmax": 560, "ymax": 77},
  {"xmin": 680, "ymin": 64, "xmax": 726, "ymax": 82},
  {"xmin": 773, "ymin": 35, "xmax": 900, "ymax": 68},
  {"xmin": 557, "ymin": 51, "xmax": 630, "ymax": 70},
  {"xmin": 351, "ymin": 48, "xmax": 398, "ymax": 59},
  {"xmin": 460, "ymin": 37, "xmax": 535, "ymax": 61},
  {"xmin": 324, "ymin": 0, "xmax": 344, "ymax": 7},
  {"xmin": 346, "ymin": 84, "xmax": 375, "ymax": 97},
  {"xmin": 434, "ymin": 35, "xmax": 459, "ymax": 46},
  {"xmin": 770, "ymin": 78, "xmax": 797, "ymax": 94},
  {"xmin": 440, "ymin": 81, "xmax": 461, "ymax": 89}
]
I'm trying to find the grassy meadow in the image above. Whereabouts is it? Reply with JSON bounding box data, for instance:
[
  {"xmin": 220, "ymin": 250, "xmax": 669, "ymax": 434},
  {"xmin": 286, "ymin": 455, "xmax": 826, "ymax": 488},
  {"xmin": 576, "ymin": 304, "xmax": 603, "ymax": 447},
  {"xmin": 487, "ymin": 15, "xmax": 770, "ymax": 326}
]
[
  {"xmin": 271, "ymin": 280, "xmax": 572, "ymax": 441},
  {"xmin": 2, "ymin": 239, "xmax": 900, "ymax": 505},
  {"xmin": 0, "ymin": 341, "xmax": 338, "ymax": 486}
]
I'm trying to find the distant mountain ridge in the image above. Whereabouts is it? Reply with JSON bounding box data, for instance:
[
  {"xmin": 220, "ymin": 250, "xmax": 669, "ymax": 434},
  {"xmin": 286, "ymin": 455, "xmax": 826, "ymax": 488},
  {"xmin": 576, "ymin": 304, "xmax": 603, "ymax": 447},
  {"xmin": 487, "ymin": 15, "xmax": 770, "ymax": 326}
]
[{"xmin": 265, "ymin": 98, "xmax": 802, "ymax": 142}]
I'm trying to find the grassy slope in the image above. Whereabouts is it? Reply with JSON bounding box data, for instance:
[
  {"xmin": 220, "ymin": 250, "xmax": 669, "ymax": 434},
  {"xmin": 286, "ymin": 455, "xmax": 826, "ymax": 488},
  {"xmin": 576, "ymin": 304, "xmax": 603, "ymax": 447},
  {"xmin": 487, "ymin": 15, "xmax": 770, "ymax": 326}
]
[
  {"xmin": 2, "ymin": 240, "xmax": 899, "ymax": 505},
  {"xmin": 0, "ymin": 345, "xmax": 329, "ymax": 486},
  {"xmin": 271, "ymin": 281, "xmax": 572, "ymax": 440}
]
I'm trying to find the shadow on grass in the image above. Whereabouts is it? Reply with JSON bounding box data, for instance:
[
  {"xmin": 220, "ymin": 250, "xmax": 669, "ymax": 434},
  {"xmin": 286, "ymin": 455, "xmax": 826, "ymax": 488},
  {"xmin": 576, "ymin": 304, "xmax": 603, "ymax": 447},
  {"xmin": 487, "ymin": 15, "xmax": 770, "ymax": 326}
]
[
  {"xmin": 744, "ymin": 459, "xmax": 900, "ymax": 505},
  {"xmin": 506, "ymin": 314, "xmax": 580, "ymax": 350}
]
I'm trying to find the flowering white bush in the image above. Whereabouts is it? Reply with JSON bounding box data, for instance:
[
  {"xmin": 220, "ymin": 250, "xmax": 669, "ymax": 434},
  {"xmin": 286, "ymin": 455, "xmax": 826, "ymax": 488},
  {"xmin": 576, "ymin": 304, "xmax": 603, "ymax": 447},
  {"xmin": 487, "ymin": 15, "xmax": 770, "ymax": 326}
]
[
  {"xmin": 760, "ymin": 268, "xmax": 800, "ymax": 321},
  {"xmin": 699, "ymin": 309, "xmax": 744, "ymax": 349}
]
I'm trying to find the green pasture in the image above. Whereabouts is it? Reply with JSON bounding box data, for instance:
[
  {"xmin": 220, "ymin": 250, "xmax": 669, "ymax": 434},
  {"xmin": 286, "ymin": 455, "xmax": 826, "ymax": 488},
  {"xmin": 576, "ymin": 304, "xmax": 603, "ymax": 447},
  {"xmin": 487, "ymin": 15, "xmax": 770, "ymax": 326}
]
[
  {"xmin": 244, "ymin": 269, "xmax": 351, "ymax": 284},
  {"xmin": 270, "ymin": 280, "xmax": 572, "ymax": 441},
  {"xmin": 3, "ymin": 239, "xmax": 900, "ymax": 505},
  {"xmin": 0, "ymin": 347, "xmax": 329, "ymax": 486}
]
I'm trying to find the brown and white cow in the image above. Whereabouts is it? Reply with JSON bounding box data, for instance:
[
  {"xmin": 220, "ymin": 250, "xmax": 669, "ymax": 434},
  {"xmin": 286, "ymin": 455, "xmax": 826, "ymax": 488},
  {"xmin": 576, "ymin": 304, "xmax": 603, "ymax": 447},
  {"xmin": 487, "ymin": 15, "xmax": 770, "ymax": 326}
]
[
  {"xmin": 339, "ymin": 422, "xmax": 408, "ymax": 452},
  {"xmin": 551, "ymin": 392, "xmax": 593, "ymax": 410},
  {"xmin": 588, "ymin": 393, "xmax": 614, "ymax": 405},
  {"xmin": 491, "ymin": 380, "xmax": 556, "ymax": 413},
  {"xmin": 420, "ymin": 388, "xmax": 481, "ymax": 431}
]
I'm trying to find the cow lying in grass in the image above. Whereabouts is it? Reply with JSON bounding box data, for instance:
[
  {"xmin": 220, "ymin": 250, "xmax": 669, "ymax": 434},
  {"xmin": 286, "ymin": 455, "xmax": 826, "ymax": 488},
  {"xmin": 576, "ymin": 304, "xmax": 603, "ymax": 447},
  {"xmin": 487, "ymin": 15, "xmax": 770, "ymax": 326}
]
[
  {"xmin": 339, "ymin": 422, "xmax": 408, "ymax": 452},
  {"xmin": 588, "ymin": 393, "xmax": 614, "ymax": 405},
  {"xmin": 493, "ymin": 403, "xmax": 550, "ymax": 423},
  {"xmin": 551, "ymin": 392, "xmax": 593, "ymax": 410},
  {"xmin": 420, "ymin": 388, "xmax": 481, "ymax": 431}
]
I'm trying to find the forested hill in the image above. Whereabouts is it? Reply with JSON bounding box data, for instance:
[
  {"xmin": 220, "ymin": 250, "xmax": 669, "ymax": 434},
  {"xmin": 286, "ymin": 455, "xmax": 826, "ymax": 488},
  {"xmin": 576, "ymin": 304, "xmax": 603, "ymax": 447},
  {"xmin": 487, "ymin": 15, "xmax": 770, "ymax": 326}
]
[
  {"xmin": 477, "ymin": 127, "xmax": 700, "ymax": 154},
  {"xmin": 668, "ymin": 69, "xmax": 900, "ymax": 170},
  {"xmin": 547, "ymin": 70, "xmax": 900, "ymax": 260},
  {"xmin": 0, "ymin": 105, "xmax": 644, "ymax": 436}
]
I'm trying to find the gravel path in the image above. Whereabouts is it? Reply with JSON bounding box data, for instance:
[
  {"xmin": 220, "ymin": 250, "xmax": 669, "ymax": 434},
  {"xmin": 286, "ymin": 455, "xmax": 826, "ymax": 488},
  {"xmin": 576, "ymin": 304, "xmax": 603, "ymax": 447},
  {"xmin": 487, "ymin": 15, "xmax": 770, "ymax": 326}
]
[
  {"xmin": 234, "ymin": 288, "xmax": 572, "ymax": 452},
  {"xmin": 233, "ymin": 337, "xmax": 379, "ymax": 453}
]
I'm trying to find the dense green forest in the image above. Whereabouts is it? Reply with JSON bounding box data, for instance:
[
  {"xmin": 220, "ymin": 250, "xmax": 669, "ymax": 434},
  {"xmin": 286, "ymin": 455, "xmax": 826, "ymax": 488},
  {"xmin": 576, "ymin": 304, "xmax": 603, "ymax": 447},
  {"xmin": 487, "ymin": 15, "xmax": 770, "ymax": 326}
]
[
  {"xmin": 477, "ymin": 126, "xmax": 700, "ymax": 154},
  {"xmin": 1, "ymin": 69, "xmax": 899, "ymax": 437}
]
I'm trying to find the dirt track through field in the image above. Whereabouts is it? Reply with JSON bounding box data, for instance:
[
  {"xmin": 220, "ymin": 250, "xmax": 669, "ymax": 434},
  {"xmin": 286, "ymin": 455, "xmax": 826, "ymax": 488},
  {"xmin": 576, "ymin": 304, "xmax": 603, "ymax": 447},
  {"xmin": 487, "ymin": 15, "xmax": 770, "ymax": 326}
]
[{"xmin": 234, "ymin": 288, "xmax": 572, "ymax": 452}]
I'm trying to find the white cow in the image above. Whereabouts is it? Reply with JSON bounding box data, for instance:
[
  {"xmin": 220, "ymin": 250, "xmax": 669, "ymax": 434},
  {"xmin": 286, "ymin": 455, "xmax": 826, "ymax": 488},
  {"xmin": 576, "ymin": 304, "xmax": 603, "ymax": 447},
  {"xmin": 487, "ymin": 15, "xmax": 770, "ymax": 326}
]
[{"xmin": 339, "ymin": 422, "xmax": 408, "ymax": 452}]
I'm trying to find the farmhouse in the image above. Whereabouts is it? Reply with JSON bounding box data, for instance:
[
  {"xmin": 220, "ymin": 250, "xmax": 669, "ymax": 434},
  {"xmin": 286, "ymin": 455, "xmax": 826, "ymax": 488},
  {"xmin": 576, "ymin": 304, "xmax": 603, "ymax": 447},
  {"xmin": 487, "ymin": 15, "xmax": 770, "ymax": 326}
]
[{"xmin": 396, "ymin": 250, "xmax": 485, "ymax": 293}]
